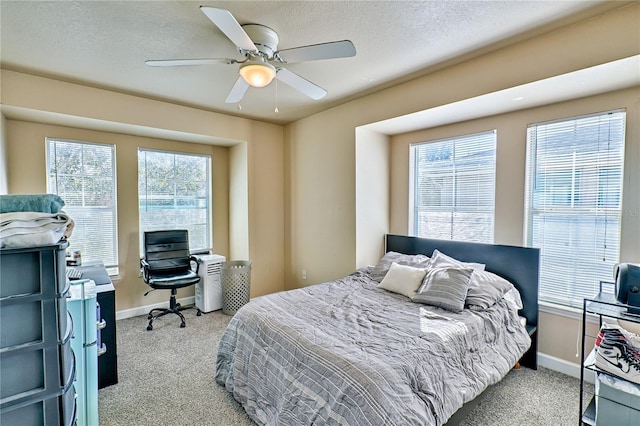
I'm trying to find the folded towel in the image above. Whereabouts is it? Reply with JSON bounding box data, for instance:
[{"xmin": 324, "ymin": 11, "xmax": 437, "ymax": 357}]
[
  {"xmin": 0, "ymin": 194, "xmax": 65, "ymax": 214},
  {"xmin": 0, "ymin": 212, "xmax": 74, "ymax": 248}
]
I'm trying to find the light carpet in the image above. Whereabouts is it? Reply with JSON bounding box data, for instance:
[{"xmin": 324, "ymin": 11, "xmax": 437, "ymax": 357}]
[{"xmin": 98, "ymin": 308, "xmax": 583, "ymax": 425}]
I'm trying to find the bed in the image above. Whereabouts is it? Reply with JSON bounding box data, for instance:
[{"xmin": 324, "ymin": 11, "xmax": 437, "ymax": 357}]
[{"xmin": 216, "ymin": 234, "xmax": 539, "ymax": 425}]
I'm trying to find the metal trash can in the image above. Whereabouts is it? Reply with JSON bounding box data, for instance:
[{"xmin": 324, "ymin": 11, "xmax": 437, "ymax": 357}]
[{"xmin": 221, "ymin": 260, "xmax": 252, "ymax": 315}]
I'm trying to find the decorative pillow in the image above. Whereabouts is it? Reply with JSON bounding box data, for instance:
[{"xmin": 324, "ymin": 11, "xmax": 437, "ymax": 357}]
[
  {"xmin": 430, "ymin": 249, "xmax": 485, "ymax": 271},
  {"xmin": 378, "ymin": 262, "xmax": 428, "ymax": 298},
  {"xmin": 411, "ymin": 267, "xmax": 473, "ymax": 313},
  {"xmin": 370, "ymin": 251, "xmax": 430, "ymax": 283},
  {"xmin": 466, "ymin": 270, "xmax": 515, "ymax": 310}
]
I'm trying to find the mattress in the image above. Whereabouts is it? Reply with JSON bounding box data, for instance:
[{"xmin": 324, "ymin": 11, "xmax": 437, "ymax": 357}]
[{"xmin": 216, "ymin": 268, "xmax": 531, "ymax": 425}]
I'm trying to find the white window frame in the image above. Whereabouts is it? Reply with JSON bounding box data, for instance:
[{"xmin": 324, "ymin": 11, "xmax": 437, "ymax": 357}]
[
  {"xmin": 46, "ymin": 138, "xmax": 119, "ymax": 274},
  {"xmin": 409, "ymin": 130, "xmax": 497, "ymax": 243},
  {"xmin": 138, "ymin": 148, "xmax": 212, "ymax": 254},
  {"xmin": 524, "ymin": 109, "xmax": 626, "ymax": 309}
]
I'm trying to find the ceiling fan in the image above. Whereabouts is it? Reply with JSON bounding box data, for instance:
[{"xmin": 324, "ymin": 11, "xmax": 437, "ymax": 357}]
[{"xmin": 146, "ymin": 6, "xmax": 356, "ymax": 103}]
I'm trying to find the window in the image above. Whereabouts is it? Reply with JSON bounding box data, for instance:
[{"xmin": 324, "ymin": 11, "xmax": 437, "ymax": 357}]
[
  {"xmin": 524, "ymin": 110, "xmax": 626, "ymax": 308},
  {"xmin": 410, "ymin": 130, "xmax": 496, "ymax": 243},
  {"xmin": 46, "ymin": 139, "xmax": 118, "ymax": 270},
  {"xmin": 138, "ymin": 149, "xmax": 211, "ymax": 253}
]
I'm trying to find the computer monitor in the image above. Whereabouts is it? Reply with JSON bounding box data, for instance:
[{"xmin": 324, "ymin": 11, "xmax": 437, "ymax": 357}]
[{"xmin": 615, "ymin": 263, "xmax": 640, "ymax": 312}]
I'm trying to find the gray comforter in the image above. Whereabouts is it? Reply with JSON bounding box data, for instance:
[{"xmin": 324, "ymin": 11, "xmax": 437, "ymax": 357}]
[{"xmin": 216, "ymin": 269, "xmax": 531, "ymax": 425}]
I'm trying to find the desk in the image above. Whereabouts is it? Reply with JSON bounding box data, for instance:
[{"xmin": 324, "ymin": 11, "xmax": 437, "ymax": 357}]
[{"xmin": 77, "ymin": 262, "xmax": 118, "ymax": 389}]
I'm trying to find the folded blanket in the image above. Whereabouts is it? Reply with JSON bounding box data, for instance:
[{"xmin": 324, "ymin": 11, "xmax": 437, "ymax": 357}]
[
  {"xmin": 0, "ymin": 194, "xmax": 65, "ymax": 214},
  {"xmin": 0, "ymin": 212, "xmax": 74, "ymax": 248}
]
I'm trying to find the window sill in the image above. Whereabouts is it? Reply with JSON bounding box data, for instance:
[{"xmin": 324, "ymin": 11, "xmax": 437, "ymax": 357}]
[
  {"xmin": 539, "ymin": 301, "xmax": 600, "ymax": 324},
  {"xmin": 106, "ymin": 266, "xmax": 120, "ymax": 280}
]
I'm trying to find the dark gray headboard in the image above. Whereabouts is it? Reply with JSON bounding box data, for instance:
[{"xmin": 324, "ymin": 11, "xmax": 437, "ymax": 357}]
[{"xmin": 385, "ymin": 234, "xmax": 540, "ymax": 328}]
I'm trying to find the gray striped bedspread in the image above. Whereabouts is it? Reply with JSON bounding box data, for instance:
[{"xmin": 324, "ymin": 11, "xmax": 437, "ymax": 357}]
[{"xmin": 215, "ymin": 269, "xmax": 531, "ymax": 425}]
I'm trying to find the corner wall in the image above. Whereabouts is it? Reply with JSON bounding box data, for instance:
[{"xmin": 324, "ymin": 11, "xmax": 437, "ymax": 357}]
[
  {"xmin": 229, "ymin": 142, "xmax": 249, "ymax": 261},
  {"xmin": 355, "ymin": 127, "xmax": 390, "ymax": 268}
]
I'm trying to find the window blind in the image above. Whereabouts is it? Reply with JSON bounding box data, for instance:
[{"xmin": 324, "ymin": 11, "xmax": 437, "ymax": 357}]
[
  {"xmin": 524, "ymin": 110, "xmax": 626, "ymax": 308},
  {"xmin": 46, "ymin": 139, "xmax": 119, "ymax": 270},
  {"xmin": 138, "ymin": 149, "xmax": 211, "ymax": 253},
  {"xmin": 410, "ymin": 130, "xmax": 496, "ymax": 243}
]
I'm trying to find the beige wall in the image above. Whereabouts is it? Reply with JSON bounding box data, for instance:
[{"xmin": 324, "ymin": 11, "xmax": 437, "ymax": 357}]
[
  {"xmin": 1, "ymin": 70, "xmax": 285, "ymax": 311},
  {"xmin": 229, "ymin": 142, "xmax": 249, "ymax": 261},
  {"xmin": 247, "ymin": 121, "xmax": 286, "ymax": 296},
  {"xmin": 539, "ymin": 310, "xmax": 601, "ymax": 367},
  {"xmin": 0, "ymin": 114, "xmax": 6, "ymax": 194},
  {"xmin": 285, "ymin": 108, "xmax": 359, "ymax": 287},
  {"xmin": 355, "ymin": 127, "xmax": 390, "ymax": 268}
]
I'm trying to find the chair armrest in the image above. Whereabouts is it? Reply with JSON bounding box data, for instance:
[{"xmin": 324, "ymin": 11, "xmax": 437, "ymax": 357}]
[
  {"xmin": 140, "ymin": 258, "xmax": 150, "ymax": 282},
  {"xmin": 189, "ymin": 255, "xmax": 200, "ymax": 275}
]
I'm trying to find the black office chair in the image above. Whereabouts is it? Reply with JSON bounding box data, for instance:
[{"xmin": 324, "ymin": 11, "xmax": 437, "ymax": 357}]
[{"xmin": 141, "ymin": 230, "xmax": 201, "ymax": 330}]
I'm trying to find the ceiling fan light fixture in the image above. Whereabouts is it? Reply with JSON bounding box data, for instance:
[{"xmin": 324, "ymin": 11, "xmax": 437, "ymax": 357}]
[{"xmin": 239, "ymin": 61, "xmax": 276, "ymax": 88}]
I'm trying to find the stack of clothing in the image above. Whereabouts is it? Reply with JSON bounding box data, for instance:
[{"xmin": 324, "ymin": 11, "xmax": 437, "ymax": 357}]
[
  {"xmin": 595, "ymin": 323, "xmax": 640, "ymax": 384},
  {"xmin": 0, "ymin": 194, "xmax": 74, "ymax": 249}
]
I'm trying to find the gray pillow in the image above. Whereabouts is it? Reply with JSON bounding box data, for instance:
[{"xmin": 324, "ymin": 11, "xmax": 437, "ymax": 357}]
[
  {"xmin": 466, "ymin": 270, "xmax": 515, "ymax": 310},
  {"xmin": 370, "ymin": 251, "xmax": 430, "ymax": 283},
  {"xmin": 430, "ymin": 249, "xmax": 485, "ymax": 271},
  {"xmin": 411, "ymin": 267, "xmax": 473, "ymax": 313}
]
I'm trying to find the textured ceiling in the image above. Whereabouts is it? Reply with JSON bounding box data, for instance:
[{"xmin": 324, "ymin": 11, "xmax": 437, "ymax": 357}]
[{"xmin": 0, "ymin": 1, "xmax": 618, "ymax": 124}]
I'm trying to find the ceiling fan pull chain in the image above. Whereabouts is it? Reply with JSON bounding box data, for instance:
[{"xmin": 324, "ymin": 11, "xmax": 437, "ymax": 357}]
[{"xmin": 275, "ymin": 78, "xmax": 279, "ymax": 113}]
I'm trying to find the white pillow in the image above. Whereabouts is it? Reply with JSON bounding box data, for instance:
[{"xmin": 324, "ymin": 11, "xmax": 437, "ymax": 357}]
[
  {"xmin": 430, "ymin": 249, "xmax": 486, "ymax": 271},
  {"xmin": 378, "ymin": 262, "xmax": 428, "ymax": 298}
]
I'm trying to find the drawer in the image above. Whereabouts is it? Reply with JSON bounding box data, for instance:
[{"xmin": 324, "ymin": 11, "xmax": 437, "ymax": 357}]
[
  {"xmin": 0, "ymin": 348, "xmax": 44, "ymax": 401},
  {"xmin": 0, "ymin": 244, "xmax": 67, "ymax": 299},
  {"xmin": 0, "ymin": 297, "xmax": 68, "ymax": 349},
  {"xmin": 0, "ymin": 339, "xmax": 74, "ymax": 403},
  {"xmin": 0, "ymin": 380, "xmax": 76, "ymax": 426}
]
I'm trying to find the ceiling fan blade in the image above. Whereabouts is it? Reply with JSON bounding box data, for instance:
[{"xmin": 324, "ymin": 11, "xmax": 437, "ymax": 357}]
[
  {"xmin": 145, "ymin": 58, "xmax": 233, "ymax": 67},
  {"xmin": 276, "ymin": 68, "xmax": 327, "ymax": 100},
  {"xmin": 225, "ymin": 77, "xmax": 250, "ymax": 103},
  {"xmin": 200, "ymin": 6, "xmax": 257, "ymax": 52},
  {"xmin": 276, "ymin": 40, "xmax": 356, "ymax": 63}
]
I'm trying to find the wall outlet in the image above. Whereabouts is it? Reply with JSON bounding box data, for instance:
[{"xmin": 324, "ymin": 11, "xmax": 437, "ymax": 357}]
[{"xmin": 302, "ymin": 269, "xmax": 307, "ymax": 280}]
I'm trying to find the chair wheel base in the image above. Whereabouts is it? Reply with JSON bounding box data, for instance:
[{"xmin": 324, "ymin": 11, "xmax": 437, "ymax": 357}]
[{"xmin": 144, "ymin": 291, "xmax": 200, "ymax": 330}]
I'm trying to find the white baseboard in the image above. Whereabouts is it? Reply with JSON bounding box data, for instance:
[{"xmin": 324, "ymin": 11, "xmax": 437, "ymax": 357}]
[
  {"xmin": 116, "ymin": 296, "xmax": 195, "ymax": 321},
  {"xmin": 539, "ymin": 352, "xmax": 595, "ymax": 384}
]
